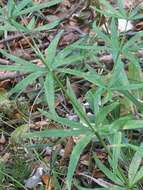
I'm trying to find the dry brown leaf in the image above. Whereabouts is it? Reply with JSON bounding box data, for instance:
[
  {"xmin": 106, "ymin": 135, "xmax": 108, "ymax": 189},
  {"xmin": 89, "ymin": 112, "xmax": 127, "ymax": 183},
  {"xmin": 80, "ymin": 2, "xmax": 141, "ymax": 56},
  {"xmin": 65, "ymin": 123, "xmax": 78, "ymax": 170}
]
[
  {"xmin": 0, "ymin": 132, "xmax": 6, "ymax": 144},
  {"xmin": 63, "ymin": 0, "xmax": 71, "ymax": 8},
  {"xmin": 96, "ymin": 151, "xmax": 107, "ymax": 159},
  {"xmin": 59, "ymin": 137, "xmax": 74, "ymax": 165},
  {"xmin": 41, "ymin": 175, "xmax": 54, "ymax": 190},
  {"xmin": 60, "ymin": 32, "xmax": 78, "ymax": 46},
  {"xmin": 124, "ymin": 0, "xmax": 134, "ymax": 9},
  {"xmin": 124, "ymin": 0, "xmax": 143, "ymax": 9},
  {"xmin": 0, "ymin": 153, "xmax": 10, "ymax": 163},
  {"xmin": 80, "ymin": 153, "xmax": 90, "ymax": 166},
  {"xmin": 135, "ymin": 21, "xmax": 143, "ymax": 30}
]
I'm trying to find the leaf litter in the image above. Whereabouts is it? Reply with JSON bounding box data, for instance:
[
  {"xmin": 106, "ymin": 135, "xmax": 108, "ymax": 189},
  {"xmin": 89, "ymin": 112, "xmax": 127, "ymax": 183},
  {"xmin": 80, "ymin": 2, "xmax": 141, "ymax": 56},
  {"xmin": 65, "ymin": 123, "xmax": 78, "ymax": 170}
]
[{"xmin": 0, "ymin": 0, "xmax": 143, "ymax": 189}]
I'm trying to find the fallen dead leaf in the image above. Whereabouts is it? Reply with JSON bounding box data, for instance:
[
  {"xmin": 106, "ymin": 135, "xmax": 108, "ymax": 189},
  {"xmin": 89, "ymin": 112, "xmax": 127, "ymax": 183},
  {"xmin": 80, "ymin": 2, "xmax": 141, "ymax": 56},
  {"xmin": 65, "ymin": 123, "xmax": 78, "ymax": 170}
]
[
  {"xmin": 135, "ymin": 21, "xmax": 143, "ymax": 30},
  {"xmin": 0, "ymin": 153, "xmax": 10, "ymax": 163},
  {"xmin": 60, "ymin": 32, "xmax": 79, "ymax": 46},
  {"xmin": 59, "ymin": 137, "xmax": 74, "ymax": 165},
  {"xmin": 0, "ymin": 132, "xmax": 6, "ymax": 144},
  {"xmin": 41, "ymin": 175, "xmax": 54, "ymax": 190},
  {"xmin": 124, "ymin": 0, "xmax": 143, "ymax": 9}
]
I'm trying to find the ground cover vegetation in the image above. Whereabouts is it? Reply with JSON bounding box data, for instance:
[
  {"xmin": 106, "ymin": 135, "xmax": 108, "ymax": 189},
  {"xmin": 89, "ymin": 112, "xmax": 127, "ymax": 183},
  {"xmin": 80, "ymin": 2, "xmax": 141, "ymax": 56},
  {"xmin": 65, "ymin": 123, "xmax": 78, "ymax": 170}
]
[{"xmin": 0, "ymin": 0, "xmax": 143, "ymax": 189}]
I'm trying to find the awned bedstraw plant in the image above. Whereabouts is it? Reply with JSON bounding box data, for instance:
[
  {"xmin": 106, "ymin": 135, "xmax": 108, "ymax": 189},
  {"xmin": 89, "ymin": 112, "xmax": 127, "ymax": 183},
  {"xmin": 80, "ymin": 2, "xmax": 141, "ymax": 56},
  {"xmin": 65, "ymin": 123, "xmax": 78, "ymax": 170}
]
[{"xmin": 1, "ymin": 0, "xmax": 143, "ymax": 189}]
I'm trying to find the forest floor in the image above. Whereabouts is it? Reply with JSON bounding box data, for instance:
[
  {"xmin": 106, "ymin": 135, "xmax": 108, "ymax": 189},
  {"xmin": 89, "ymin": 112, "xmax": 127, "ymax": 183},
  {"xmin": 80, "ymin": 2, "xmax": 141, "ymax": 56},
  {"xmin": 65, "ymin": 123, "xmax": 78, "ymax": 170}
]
[{"xmin": 0, "ymin": 0, "xmax": 143, "ymax": 190}]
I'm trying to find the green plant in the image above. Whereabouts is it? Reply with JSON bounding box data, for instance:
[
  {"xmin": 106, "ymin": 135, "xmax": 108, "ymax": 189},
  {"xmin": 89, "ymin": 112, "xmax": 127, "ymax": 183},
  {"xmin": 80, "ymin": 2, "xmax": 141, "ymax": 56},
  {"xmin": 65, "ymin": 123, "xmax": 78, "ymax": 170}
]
[
  {"xmin": 74, "ymin": 139, "xmax": 143, "ymax": 190},
  {"xmin": 0, "ymin": 0, "xmax": 62, "ymax": 33},
  {"xmin": 8, "ymin": 157, "xmax": 30, "ymax": 189},
  {"xmin": 0, "ymin": 160, "xmax": 29, "ymax": 190},
  {"xmin": 1, "ymin": 0, "xmax": 143, "ymax": 189}
]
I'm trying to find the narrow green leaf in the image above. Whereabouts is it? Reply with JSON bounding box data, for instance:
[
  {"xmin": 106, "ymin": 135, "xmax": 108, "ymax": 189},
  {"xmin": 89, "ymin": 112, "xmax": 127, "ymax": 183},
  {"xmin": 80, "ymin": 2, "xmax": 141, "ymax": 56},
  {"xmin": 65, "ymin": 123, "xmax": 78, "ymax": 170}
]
[
  {"xmin": 132, "ymin": 167, "xmax": 143, "ymax": 186},
  {"xmin": 39, "ymin": 110, "xmax": 84, "ymax": 129},
  {"xmin": 99, "ymin": 0, "xmax": 117, "ymax": 15},
  {"xmin": 123, "ymin": 119, "xmax": 143, "ymax": 130},
  {"xmin": 96, "ymin": 102, "xmax": 119, "ymax": 125},
  {"xmin": 7, "ymin": 0, "xmax": 15, "ymax": 17},
  {"xmin": 59, "ymin": 68, "xmax": 105, "ymax": 88},
  {"xmin": 110, "ymin": 18, "xmax": 120, "ymax": 61},
  {"xmin": 110, "ymin": 59, "xmax": 129, "ymax": 88},
  {"xmin": 123, "ymin": 31, "xmax": 143, "ymax": 50},
  {"xmin": 15, "ymin": 0, "xmax": 63, "ymax": 16},
  {"xmin": 26, "ymin": 128, "xmax": 90, "ymax": 138},
  {"xmin": 92, "ymin": 7, "xmax": 119, "ymax": 18},
  {"xmin": 94, "ymin": 155, "xmax": 123, "ymax": 185},
  {"xmin": 125, "ymin": 52, "xmax": 143, "ymax": 98},
  {"xmin": 10, "ymin": 72, "xmax": 43, "ymax": 94},
  {"xmin": 117, "ymin": 0, "xmax": 127, "ymax": 18},
  {"xmin": 53, "ymin": 173, "xmax": 62, "ymax": 190},
  {"xmin": 86, "ymin": 88, "xmax": 104, "ymax": 116},
  {"xmin": 128, "ymin": 60, "xmax": 142, "ymax": 83},
  {"xmin": 53, "ymin": 54, "xmax": 84, "ymax": 69},
  {"xmin": 13, "ymin": 0, "xmax": 32, "ymax": 16},
  {"xmin": 9, "ymin": 19, "xmax": 28, "ymax": 32},
  {"xmin": 111, "ymin": 83, "xmax": 143, "ymax": 91},
  {"xmin": 66, "ymin": 79, "xmax": 91, "ymax": 126},
  {"xmin": 45, "ymin": 30, "xmax": 63, "ymax": 69},
  {"xmin": 0, "ymin": 49, "xmax": 39, "ymax": 68},
  {"xmin": 128, "ymin": 144, "xmax": 143, "ymax": 186},
  {"xmin": 27, "ymin": 16, "xmax": 36, "ymax": 30},
  {"xmin": 112, "ymin": 132, "xmax": 122, "ymax": 172},
  {"xmin": 66, "ymin": 135, "xmax": 92, "ymax": 190},
  {"xmin": 76, "ymin": 184, "xmax": 123, "ymax": 190},
  {"xmin": 92, "ymin": 22, "xmax": 110, "ymax": 45},
  {"xmin": 0, "ymin": 23, "xmax": 17, "ymax": 32},
  {"xmin": 33, "ymin": 20, "xmax": 60, "ymax": 32},
  {"xmin": 92, "ymin": 0, "xmax": 123, "ymax": 18},
  {"xmin": 44, "ymin": 72, "xmax": 55, "ymax": 114},
  {"xmin": 0, "ymin": 65, "xmax": 43, "ymax": 72},
  {"xmin": 120, "ymin": 90, "xmax": 143, "ymax": 112},
  {"xmin": 106, "ymin": 116, "xmax": 143, "ymax": 132}
]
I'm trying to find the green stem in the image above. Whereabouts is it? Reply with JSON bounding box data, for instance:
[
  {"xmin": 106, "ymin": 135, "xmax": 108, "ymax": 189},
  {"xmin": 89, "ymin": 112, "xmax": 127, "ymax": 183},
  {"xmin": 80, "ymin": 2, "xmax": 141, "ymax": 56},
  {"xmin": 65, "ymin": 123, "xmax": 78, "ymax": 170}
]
[
  {"xmin": 31, "ymin": 35, "xmax": 128, "ymax": 186},
  {"xmin": 54, "ymin": 74, "xmax": 110, "ymax": 155},
  {"xmin": 54, "ymin": 74, "xmax": 129, "ymax": 186},
  {"xmin": 33, "ymin": 38, "xmax": 129, "ymax": 184}
]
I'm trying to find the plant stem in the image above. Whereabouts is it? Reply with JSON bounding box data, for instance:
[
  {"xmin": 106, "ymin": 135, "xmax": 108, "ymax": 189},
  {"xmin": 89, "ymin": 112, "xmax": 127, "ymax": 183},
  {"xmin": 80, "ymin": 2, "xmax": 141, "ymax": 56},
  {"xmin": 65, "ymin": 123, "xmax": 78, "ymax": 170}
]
[
  {"xmin": 31, "ymin": 34, "xmax": 128, "ymax": 186},
  {"xmin": 54, "ymin": 74, "xmax": 110, "ymax": 155},
  {"xmin": 54, "ymin": 74, "xmax": 129, "ymax": 186}
]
